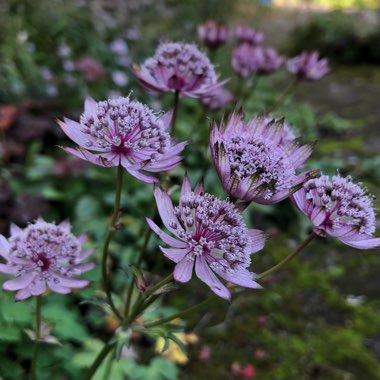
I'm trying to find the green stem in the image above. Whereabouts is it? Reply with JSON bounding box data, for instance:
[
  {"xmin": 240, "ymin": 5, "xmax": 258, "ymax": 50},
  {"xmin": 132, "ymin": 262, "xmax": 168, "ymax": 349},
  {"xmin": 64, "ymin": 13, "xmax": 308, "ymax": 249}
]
[
  {"xmin": 30, "ymin": 296, "xmax": 42, "ymax": 380},
  {"xmin": 102, "ymin": 348, "xmax": 115, "ymax": 380},
  {"xmin": 125, "ymin": 274, "xmax": 174, "ymax": 326},
  {"xmin": 257, "ymin": 232, "xmax": 316, "ymax": 280},
  {"xmin": 143, "ymin": 296, "xmax": 214, "ymax": 329},
  {"xmin": 144, "ymin": 274, "xmax": 173, "ymax": 299},
  {"xmin": 102, "ymin": 165, "xmax": 124, "ymax": 321},
  {"xmin": 267, "ymin": 77, "xmax": 299, "ymax": 114},
  {"xmin": 85, "ymin": 339, "xmax": 116, "ymax": 380},
  {"xmin": 170, "ymin": 90, "xmax": 180, "ymax": 135}
]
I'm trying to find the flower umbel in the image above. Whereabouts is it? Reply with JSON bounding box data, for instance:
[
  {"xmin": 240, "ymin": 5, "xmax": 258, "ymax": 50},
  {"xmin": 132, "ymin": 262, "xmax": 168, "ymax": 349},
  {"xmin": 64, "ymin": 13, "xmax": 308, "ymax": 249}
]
[
  {"xmin": 200, "ymin": 87, "xmax": 235, "ymax": 111},
  {"xmin": 231, "ymin": 44, "xmax": 283, "ymax": 78},
  {"xmin": 133, "ymin": 42, "xmax": 226, "ymax": 98},
  {"xmin": 147, "ymin": 177, "xmax": 266, "ymax": 300},
  {"xmin": 198, "ymin": 20, "xmax": 229, "ymax": 50},
  {"xmin": 234, "ymin": 25, "xmax": 264, "ymax": 46},
  {"xmin": 0, "ymin": 219, "xmax": 94, "ymax": 300},
  {"xmin": 287, "ymin": 51, "xmax": 329, "ymax": 80},
  {"xmin": 58, "ymin": 96, "xmax": 187, "ymax": 183},
  {"xmin": 210, "ymin": 111, "xmax": 317, "ymax": 204},
  {"xmin": 292, "ymin": 175, "xmax": 380, "ymax": 249}
]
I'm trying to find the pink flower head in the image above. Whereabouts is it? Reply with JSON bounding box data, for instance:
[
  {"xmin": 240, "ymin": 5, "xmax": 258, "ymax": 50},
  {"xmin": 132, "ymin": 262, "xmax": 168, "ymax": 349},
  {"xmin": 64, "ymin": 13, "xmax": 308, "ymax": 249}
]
[
  {"xmin": 200, "ymin": 87, "xmax": 235, "ymax": 111},
  {"xmin": 75, "ymin": 56, "xmax": 105, "ymax": 82},
  {"xmin": 146, "ymin": 177, "xmax": 266, "ymax": 300},
  {"xmin": 292, "ymin": 174, "xmax": 380, "ymax": 249},
  {"xmin": 198, "ymin": 20, "xmax": 229, "ymax": 50},
  {"xmin": 287, "ymin": 51, "xmax": 329, "ymax": 80},
  {"xmin": 133, "ymin": 42, "xmax": 226, "ymax": 98},
  {"xmin": 210, "ymin": 112, "xmax": 317, "ymax": 204},
  {"xmin": 257, "ymin": 47, "xmax": 284, "ymax": 75},
  {"xmin": 234, "ymin": 25, "xmax": 264, "ymax": 46},
  {"xmin": 58, "ymin": 96, "xmax": 187, "ymax": 183},
  {"xmin": 232, "ymin": 44, "xmax": 283, "ymax": 78},
  {"xmin": 0, "ymin": 219, "xmax": 94, "ymax": 300}
]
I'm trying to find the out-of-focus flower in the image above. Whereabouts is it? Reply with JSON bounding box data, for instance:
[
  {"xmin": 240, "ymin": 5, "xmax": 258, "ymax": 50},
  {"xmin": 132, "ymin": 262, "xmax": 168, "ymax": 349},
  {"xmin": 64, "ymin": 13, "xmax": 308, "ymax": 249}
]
[
  {"xmin": 75, "ymin": 56, "xmax": 106, "ymax": 82},
  {"xmin": 210, "ymin": 111, "xmax": 316, "ymax": 204},
  {"xmin": 287, "ymin": 51, "xmax": 329, "ymax": 80},
  {"xmin": 200, "ymin": 87, "xmax": 235, "ymax": 111},
  {"xmin": 46, "ymin": 84, "xmax": 58, "ymax": 97},
  {"xmin": 232, "ymin": 44, "xmax": 284, "ymax": 78},
  {"xmin": 58, "ymin": 96, "xmax": 187, "ymax": 183},
  {"xmin": 112, "ymin": 70, "xmax": 129, "ymax": 87},
  {"xmin": 133, "ymin": 42, "xmax": 226, "ymax": 98},
  {"xmin": 256, "ymin": 47, "xmax": 284, "ymax": 74},
  {"xmin": 17, "ymin": 31, "xmax": 29, "ymax": 44},
  {"xmin": 198, "ymin": 20, "xmax": 229, "ymax": 49},
  {"xmin": 231, "ymin": 362, "xmax": 256, "ymax": 379},
  {"xmin": 156, "ymin": 329, "xmax": 198, "ymax": 364},
  {"xmin": 0, "ymin": 219, "xmax": 94, "ymax": 300},
  {"xmin": 110, "ymin": 38, "xmax": 129, "ymax": 56},
  {"xmin": 0, "ymin": 105, "xmax": 22, "ymax": 131},
  {"xmin": 57, "ymin": 44, "xmax": 71, "ymax": 58},
  {"xmin": 255, "ymin": 315, "xmax": 269, "ymax": 327},
  {"xmin": 198, "ymin": 345, "xmax": 211, "ymax": 361},
  {"xmin": 40, "ymin": 67, "xmax": 53, "ymax": 81},
  {"xmin": 291, "ymin": 174, "xmax": 380, "ymax": 249},
  {"xmin": 62, "ymin": 60, "xmax": 75, "ymax": 72},
  {"xmin": 234, "ymin": 25, "xmax": 264, "ymax": 45},
  {"xmin": 254, "ymin": 348, "xmax": 267, "ymax": 360},
  {"xmin": 147, "ymin": 177, "xmax": 266, "ymax": 300}
]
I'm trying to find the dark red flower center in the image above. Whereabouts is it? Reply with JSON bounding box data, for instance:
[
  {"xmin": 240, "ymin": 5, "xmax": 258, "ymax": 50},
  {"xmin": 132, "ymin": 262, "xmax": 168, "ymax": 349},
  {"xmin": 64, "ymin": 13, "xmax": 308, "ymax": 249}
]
[{"xmin": 33, "ymin": 253, "xmax": 51, "ymax": 271}]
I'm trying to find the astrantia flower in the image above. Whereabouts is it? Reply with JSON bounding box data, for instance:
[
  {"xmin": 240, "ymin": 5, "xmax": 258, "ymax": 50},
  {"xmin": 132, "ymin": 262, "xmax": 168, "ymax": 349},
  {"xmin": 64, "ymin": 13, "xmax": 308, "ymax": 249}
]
[
  {"xmin": 234, "ymin": 25, "xmax": 264, "ymax": 45},
  {"xmin": 146, "ymin": 177, "xmax": 266, "ymax": 300},
  {"xmin": 198, "ymin": 20, "xmax": 229, "ymax": 50},
  {"xmin": 291, "ymin": 175, "xmax": 380, "ymax": 249},
  {"xmin": 133, "ymin": 42, "xmax": 226, "ymax": 98},
  {"xmin": 210, "ymin": 112, "xmax": 316, "ymax": 204},
  {"xmin": 200, "ymin": 87, "xmax": 235, "ymax": 111},
  {"xmin": 287, "ymin": 51, "xmax": 329, "ymax": 80},
  {"xmin": 58, "ymin": 96, "xmax": 187, "ymax": 183},
  {"xmin": 0, "ymin": 219, "xmax": 94, "ymax": 300},
  {"xmin": 231, "ymin": 44, "xmax": 283, "ymax": 78}
]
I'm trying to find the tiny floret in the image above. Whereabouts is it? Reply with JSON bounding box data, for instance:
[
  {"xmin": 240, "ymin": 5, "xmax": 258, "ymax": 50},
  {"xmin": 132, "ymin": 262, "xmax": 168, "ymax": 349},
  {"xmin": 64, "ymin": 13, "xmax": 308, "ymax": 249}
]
[
  {"xmin": 0, "ymin": 219, "xmax": 95, "ymax": 300},
  {"xmin": 210, "ymin": 111, "xmax": 316, "ymax": 204},
  {"xmin": 147, "ymin": 178, "xmax": 267, "ymax": 300},
  {"xmin": 292, "ymin": 175, "xmax": 380, "ymax": 249},
  {"xmin": 133, "ymin": 42, "xmax": 226, "ymax": 98},
  {"xmin": 58, "ymin": 96, "xmax": 187, "ymax": 183}
]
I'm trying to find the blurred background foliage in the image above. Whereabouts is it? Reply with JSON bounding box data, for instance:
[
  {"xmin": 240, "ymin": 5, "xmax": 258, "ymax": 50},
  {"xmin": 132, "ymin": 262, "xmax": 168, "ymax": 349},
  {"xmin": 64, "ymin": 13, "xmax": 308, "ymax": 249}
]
[{"xmin": 0, "ymin": 0, "xmax": 380, "ymax": 379}]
